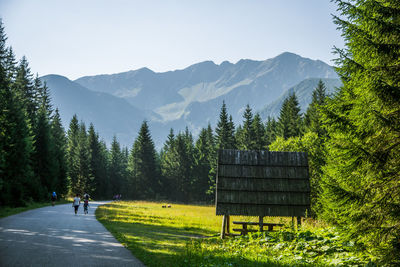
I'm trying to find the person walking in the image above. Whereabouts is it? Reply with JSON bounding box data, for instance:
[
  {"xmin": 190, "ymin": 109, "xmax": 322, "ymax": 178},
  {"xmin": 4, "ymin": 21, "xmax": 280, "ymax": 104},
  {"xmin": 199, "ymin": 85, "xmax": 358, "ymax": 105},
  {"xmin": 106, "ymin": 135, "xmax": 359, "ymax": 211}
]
[
  {"xmin": 83, "ymin": 198, "xmax": 89, "ymax": 214},
  {"xmin": 72, "ymin": 194, "xmax": 81, "ymax": 215},
  {"xmin": 83, "ymin": 193, "xmax": 90, "ymax": 214},
  {"xmin": 51, "ymin": 192, "xmax": 57, "ymax": 206}
]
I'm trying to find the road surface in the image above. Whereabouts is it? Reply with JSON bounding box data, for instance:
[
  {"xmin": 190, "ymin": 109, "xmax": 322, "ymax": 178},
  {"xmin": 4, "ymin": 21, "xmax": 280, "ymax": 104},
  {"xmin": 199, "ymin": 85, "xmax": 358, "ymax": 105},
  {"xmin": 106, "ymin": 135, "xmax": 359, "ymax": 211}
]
[{"xmin": 0, "ymin": 201, "xmax": 145, "ymax": 267}]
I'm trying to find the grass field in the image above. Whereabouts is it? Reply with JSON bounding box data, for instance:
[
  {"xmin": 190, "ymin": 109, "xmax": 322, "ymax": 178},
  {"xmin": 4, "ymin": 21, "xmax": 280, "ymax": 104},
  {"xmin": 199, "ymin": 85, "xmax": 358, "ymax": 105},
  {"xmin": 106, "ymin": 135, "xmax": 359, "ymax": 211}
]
[
  {"xmin": 96, "ymin": 201, "xmax": 374, "ymax": 266},
  {"xmin": 0, "ymin": 198, "xmax": 71, "ymax": 218}
]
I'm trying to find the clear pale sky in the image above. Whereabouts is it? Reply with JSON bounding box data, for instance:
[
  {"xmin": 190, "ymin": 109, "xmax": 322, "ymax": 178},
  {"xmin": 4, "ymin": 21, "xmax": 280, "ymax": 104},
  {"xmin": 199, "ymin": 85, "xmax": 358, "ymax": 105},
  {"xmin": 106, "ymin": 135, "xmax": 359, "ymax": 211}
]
[{"xmin": 0, "ymin": 0, "xmax": 344, "ymax": 80}]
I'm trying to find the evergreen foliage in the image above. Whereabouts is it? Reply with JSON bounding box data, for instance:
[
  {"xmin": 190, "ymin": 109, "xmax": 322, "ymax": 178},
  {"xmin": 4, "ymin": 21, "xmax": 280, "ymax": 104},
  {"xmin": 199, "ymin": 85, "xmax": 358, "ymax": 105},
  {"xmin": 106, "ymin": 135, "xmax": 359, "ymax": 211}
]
[
  {"xmin": 277, "ymin": 93, "xmax": 303, "ymax": 139},
  {"xmin": 51, "ymin": 109, "xmax": 69, "ymax": 196},
  {"xmin": 193, "ymin": 126, "xmax": 215, "ymax": 201},
  {"xmin": 237, "ymin": 104, "xmax": 256, "ymax": 150},
  {"xmin": 251, "ymin": 113, "xmax": 266, "ymax": 150},
  {"xmin": 304, "ymin": 80, "xmax": 328, "ymax": 137},
  {"xmin": 13, "ymin": 57, "xmax": 37, "ymax": 124},
  {"xmin": 109, "ymin": 135, "xmax": 126, "ymax": 197},
  {"xmin": 215, "ymin": 101, "xmax": 236, "ymax": 150},
  {"xmin": 264, "ymin": 116, "xmax": 278, "ymax": 147},
  {"xmin": 0, "ymin": 21, "xmax": 36, "ymax": 206},
  {"xmin": 33, "ymin": 104, "xmax": 56, "ymax": 198},
  {"xmin": 66, "ymin": 115, "xmax": 80, "ymax": 195},
  {"xmin": 320, "ymin": 0, "xmax": 400, "ymax": 262},
  {"xmin": 128, "ymin": 121, "xmax": 159, "ymax": 199}
]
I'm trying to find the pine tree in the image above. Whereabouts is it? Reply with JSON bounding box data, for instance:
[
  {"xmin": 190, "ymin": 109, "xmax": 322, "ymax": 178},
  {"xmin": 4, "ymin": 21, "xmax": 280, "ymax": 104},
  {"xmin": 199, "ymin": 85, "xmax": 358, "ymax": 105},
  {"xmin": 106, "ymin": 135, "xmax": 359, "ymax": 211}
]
[
  {"xmin": 5, "ymin": 47, "xmax": 17, "ymax": 82},
  {"xmin": 277, "ymin": 93, "xmax": 302, "ymax": 139},
  {"xmin": 34, "ymin": 76, "xmax": 52, "ymax": 118},
  {"xmin": 160, "ymin": 128, "xmax": 176, "ymax": 199},
  {"xmin": 264, "ymin": 116, "xmax": 278, "ymax": 147},
  {"xmin": 128, "ymin": 121, "xmax": 159, "ymax": 199},
  {"xmin": 160, "ymin": 128, "xmax": 195, "ymax": 202},
  {"xmin": 33, "ymin": 103, "xmax": 56, "ymax": 198},
  {"xmin": 321, "ymin": 0, "xmax": 400, "ymax": 261},
  {"xmin": 88, "ymin": 123, "xmax": 103, "ymax": 197},
  {"xmin": 13, "ymin": 56, "xmax": 37, "ymax": 124},
  {"xmin": 194, "ymin": 126, "xmax": 215, "ymax": 201},
  {"xmin": 77, "ymin": 122, "xmax": 92, "ymax": 195},
  {"xmin": 109, "ymin": 136, "xmax": 126, "ymax": 197},
  {"xmin": 252, "ymin": 113, "xmax": 266, "ymax": 150},
  {"xmin": 32, "ymin": 76, "xmax": 56, "ymax": 199},
  {"xmin": 67, "ymin": 115, "xmax": 80, "ymax": 195},
  {"xmin": 0, "ymin": 21, "xmax": 38, "ymax": 206},
  {"xmin": 304, "ymin": 80, "xmax": 328, "ymax": 137},
  {"xmin": 237, "ymin": 104, "xmax": 256, "ymax": 150},
  {"xmin": 51, "ymin": 109, "xmax": 69, "ymax": 196},
  {"xmin": 215, "ymin": 101, "xmax": 236, "ymax": 150}
]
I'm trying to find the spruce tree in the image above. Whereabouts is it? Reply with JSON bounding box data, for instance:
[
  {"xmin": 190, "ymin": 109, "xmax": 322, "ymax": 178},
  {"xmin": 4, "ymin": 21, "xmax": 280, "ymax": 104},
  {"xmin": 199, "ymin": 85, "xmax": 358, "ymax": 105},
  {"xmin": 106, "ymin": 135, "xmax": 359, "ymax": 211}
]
[
  {"xmin": 160, "ymin": 128, "xmax": 176, "ymax": 199},
  {"xmin": 0, "ymin": 21, "xmax": 37, "ymax": 206},
  {"xmin": 252, "ymin": 113, "xmax": 266, "ymax": 150},
  {"xmin": 77, "ymin": 122, "xmax": 92, "ymax": 195},
  {"xmin": 33, "ymin": 104, "xmax": 56, "ymax": 198},
  {"xmin": 51, "ymin": 109, "xmax": 69, "ymax": 196},
  {"xmin": 13, "ymin": 56, "xmax": 37, "ymax": 124},
  {"xmin": 88, "ymin": 123, "xmax": 103, "ymax": 197},
  {"xmin": 277, "ymin": 93, "xmax": 302, "ymax": 139},
  {"xmin": 5, "ymin": 47, "xmax": 17, "ymax": 82},
  {"xmin": 67, "ymin": 115, "xmax": 80, "ymax": 195},
  {"xmin": 305, "ymin": 80, "xmax": 328, "ymax": 137},
  {"xmin": 264, "ymin": 116, "xmax": 278, "ymax": 147},
  {"xmin": 194, "ymin": 127, "xmax": 215, "ymax": 201},
  {"xmin": 321, "ymin": 0, "xmax": 400, "ymax": 261},
  {"xmin": 237, "ymin": 104, "xmax": 256, "ymax": 150},
  {"xmin": 109, "ymin": 136, "xmax": 126, "ymax": 197},
  {"xmin": 215, "ymin": 101, "xmax": 236, "ymax": 150},
  {"xmin": 128, "ymin": 121, "xmax": 159, "ymax": 199}
]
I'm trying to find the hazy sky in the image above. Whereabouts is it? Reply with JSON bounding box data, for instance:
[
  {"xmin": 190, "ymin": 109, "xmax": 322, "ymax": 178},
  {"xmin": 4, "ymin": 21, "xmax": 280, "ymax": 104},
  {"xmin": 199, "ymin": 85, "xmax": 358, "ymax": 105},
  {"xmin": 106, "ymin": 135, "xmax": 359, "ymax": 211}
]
[{"xmin": 0, "ymin": 0, "xmax": 344, "ymax": 80}]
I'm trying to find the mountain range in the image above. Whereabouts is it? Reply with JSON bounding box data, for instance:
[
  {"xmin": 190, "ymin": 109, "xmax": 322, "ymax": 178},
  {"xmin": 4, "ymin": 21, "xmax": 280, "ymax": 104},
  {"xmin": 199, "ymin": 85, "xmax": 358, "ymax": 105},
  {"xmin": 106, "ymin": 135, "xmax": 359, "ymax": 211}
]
[{"xmin": 41, "ymin": 52, "xmax": 341, "ymax": 149}]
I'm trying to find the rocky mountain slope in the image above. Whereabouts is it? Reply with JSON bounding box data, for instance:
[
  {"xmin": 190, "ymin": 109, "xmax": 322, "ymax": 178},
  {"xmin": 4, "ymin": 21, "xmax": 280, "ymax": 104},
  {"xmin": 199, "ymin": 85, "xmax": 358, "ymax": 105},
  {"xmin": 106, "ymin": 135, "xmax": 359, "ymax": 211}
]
[{"xmin": 44, "ymin": 52, "xmax": 340, "ymax": 148}]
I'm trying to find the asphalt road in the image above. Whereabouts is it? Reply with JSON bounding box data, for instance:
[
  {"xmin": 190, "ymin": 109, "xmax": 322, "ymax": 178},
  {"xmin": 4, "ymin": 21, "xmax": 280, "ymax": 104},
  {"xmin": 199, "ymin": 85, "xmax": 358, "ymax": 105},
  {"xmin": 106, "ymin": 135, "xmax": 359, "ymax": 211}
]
[{"xmin": 0, "ymin": 201, "xmax": 145, "ymax": 267}]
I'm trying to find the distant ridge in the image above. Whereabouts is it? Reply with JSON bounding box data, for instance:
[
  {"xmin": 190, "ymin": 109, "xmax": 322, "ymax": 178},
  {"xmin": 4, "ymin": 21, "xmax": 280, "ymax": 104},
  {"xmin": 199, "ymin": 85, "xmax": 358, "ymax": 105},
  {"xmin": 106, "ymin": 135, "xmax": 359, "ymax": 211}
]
[
  {"xmin": 259, "ymin": 78, "xmax": 342, "ymax": 119},
  {"xmin": 44, "ymin": 52, "xmax": 339, "ymax": 148}
]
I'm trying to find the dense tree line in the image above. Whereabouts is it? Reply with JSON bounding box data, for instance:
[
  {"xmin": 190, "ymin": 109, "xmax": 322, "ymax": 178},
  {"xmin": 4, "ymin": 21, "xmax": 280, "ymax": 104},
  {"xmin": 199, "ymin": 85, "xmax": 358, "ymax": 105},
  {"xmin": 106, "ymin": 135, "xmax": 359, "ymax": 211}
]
[
  {"xmin": 1, "ymin": 0, "xmax": 398, "ymax": 261},
  {"xmin": 0, "ymin": 21, "xmax": 68, "ymax": 206}
]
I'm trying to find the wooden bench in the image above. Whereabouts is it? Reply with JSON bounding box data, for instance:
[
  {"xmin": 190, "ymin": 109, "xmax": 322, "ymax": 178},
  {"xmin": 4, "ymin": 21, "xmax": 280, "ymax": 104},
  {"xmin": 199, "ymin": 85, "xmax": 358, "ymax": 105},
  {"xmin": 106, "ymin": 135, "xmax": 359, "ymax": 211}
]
[{"xmin": 232, "ymin": 221, "xmax": 284, "ymax": 235}]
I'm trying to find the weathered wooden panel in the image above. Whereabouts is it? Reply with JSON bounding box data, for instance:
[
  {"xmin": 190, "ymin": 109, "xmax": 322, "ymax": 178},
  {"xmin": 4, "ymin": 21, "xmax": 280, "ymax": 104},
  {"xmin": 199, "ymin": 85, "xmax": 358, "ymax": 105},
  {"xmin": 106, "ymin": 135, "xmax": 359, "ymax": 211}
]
[
  {"xmin": 216, "ymin": 149, "xmax": 310, "ymax": 217},
  {"xmin": 217, "ymin": 191, "xmax": 310, "ymax": 205},
  {"xmin": 218, "ymin": 149, "xmax": 308, "ymax": 167},
  {"xmin": 218, "ymin": 165, "xmax": 309, "ymax": 179},
  {"xmin": 218, "ymin": 177, "xmax": 310, "ymax": 192},
  {"xmin": 216, "ymin": 203, "xmax": 309, "ymax": 217}
]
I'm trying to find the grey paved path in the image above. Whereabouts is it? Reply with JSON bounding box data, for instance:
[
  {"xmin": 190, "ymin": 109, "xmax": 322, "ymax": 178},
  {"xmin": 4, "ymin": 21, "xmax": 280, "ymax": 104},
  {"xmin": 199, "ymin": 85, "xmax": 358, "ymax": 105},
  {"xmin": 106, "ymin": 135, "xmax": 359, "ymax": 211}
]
[{"xmin": 0, "ymin": 201, "xmax": 145, "ymax": 267}]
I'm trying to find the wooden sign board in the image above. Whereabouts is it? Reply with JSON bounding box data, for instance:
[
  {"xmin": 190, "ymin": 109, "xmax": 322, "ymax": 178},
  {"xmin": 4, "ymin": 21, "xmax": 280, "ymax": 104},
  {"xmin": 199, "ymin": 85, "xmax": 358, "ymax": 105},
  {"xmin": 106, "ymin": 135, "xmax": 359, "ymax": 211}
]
[{"xmin": 216, "ymin": 149, "xmax": 310, "ymax": 217}]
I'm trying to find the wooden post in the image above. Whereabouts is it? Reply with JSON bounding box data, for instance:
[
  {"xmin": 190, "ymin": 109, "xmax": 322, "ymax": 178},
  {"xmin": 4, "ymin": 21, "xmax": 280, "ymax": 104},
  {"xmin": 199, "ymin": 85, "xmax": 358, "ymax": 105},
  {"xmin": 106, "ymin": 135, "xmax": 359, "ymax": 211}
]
[
  {"xmin": 221, "ymin": 215, "xmax": 227, "ymax": 239},
  {"xmin": 226, "ymin": 215, "xmax": 230, "ymax": 234},
  {"xmin": 297, "ymin": 217, "xmax": 302, "ymax": 229},
  {"xmin": 259, "ymin": 216, "xmax": 263, "ymax": 232}
]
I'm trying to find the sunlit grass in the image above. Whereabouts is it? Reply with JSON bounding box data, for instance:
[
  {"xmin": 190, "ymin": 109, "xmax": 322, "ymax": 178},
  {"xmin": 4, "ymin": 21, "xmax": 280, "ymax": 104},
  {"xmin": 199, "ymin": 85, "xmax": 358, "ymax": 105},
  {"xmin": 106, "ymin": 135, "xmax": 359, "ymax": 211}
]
[{"xmin": 96, "ymin": 201, "xmax": 373, "ymax": 266}]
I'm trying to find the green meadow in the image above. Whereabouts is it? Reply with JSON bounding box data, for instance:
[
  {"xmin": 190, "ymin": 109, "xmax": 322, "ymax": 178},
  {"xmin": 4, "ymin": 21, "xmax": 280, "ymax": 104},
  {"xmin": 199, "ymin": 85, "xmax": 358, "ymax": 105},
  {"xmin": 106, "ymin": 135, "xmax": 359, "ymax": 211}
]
[{"xmin": 96, "ymin": 201, "xmax": 374, "ymax": 266}]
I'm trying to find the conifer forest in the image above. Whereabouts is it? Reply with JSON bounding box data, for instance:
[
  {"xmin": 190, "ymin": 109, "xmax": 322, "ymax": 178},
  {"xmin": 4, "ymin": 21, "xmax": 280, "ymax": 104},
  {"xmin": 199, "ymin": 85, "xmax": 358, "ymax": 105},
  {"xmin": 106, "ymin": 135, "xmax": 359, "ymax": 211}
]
[{"xmin": 1, "ymin": 0, "xmax": 399, "ymax": 264}]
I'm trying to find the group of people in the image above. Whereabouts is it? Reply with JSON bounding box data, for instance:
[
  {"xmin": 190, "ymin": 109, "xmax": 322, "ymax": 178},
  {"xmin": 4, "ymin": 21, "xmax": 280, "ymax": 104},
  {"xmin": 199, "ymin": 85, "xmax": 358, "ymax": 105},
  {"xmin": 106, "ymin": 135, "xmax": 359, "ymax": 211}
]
[
  {"xmin": 112, "ymin": 194, "xmax": 122, "ymax": 201},
  {"xmin": 72, "ymin": 193, "xmax": 90, "ymax": 215},
  {"xmin": 50, "ymin": 192, "xmax": 90, "ymax": 215}
]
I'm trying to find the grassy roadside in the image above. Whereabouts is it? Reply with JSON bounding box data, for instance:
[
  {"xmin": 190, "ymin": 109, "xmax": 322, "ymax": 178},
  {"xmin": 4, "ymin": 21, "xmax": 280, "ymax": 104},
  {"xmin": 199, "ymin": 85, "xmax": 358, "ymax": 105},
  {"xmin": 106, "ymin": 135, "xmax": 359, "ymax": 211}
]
[
  {"xmin": 96, "ymin": 201, "xmax": 375, "ymax": 266},
  {"xmin": 0, "ymin": 198, "xmax": 71, "ymax": 218}
]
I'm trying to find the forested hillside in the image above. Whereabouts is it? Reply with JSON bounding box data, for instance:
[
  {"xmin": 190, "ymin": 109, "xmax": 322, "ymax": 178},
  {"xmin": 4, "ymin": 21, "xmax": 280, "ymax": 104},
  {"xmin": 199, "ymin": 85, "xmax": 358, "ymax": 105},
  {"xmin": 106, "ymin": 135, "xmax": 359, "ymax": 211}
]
[{"xmin": 1, "ymin": 0, "xmax": 399, "ymax": 264}]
